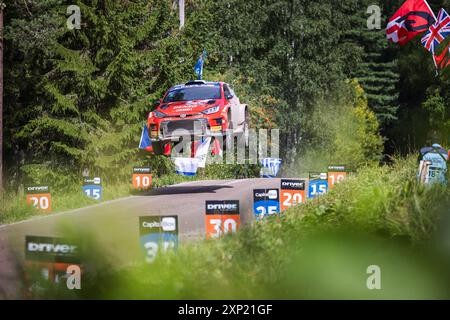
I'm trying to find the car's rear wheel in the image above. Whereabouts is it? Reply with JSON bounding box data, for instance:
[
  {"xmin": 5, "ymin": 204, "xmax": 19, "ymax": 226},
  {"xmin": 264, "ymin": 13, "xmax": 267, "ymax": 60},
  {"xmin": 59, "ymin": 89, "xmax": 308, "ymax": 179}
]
[
  {"xmin": 152, "ymin": 141, "xmax": 166, "ymax": 156},
  {"xmin": 223, "ymin": 109, "xmax": 234, "ymax": 153}
]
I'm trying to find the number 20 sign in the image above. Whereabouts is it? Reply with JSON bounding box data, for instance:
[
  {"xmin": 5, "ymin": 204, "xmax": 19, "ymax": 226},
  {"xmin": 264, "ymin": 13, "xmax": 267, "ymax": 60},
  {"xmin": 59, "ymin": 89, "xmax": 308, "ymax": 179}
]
[
  {"xmin": 205, "ymin": 200, "xmax": 240, "ymax": 239},
  {"xmin": 26, "ymin": 186, "xmax": 52, "ymax": 213},
  {"xmin": 132, "ymin": 167, "xmax": 152, "ymax": 190},
  {"xmin": 280, "ymin": 179, "xmax": 305, "ymax": 211}
]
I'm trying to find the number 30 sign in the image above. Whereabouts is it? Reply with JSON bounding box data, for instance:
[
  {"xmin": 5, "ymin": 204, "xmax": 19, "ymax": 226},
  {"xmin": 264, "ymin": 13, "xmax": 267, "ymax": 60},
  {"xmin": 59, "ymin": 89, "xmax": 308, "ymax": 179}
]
[
  {"xmin": 205, "ymin": 200, "xmax": 240, "ymax": 239},
  {"xmin": 26, "ymin": 186, "xmax": 52, "ymax": 213}
]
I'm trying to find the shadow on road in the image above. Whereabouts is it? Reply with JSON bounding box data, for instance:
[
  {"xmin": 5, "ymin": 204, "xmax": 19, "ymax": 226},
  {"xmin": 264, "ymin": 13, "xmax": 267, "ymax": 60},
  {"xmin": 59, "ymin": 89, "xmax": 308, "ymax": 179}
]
[{"xmin": 136, "ymin": 185, "xmax": 234, "ymax": 196}]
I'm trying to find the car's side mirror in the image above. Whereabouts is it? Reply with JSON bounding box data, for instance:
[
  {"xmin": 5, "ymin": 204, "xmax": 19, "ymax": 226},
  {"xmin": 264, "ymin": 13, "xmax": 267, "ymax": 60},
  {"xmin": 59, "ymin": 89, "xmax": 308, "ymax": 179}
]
[{"xmin": 226, "ymin": 94, "xmax": 233, "ymax": 100}]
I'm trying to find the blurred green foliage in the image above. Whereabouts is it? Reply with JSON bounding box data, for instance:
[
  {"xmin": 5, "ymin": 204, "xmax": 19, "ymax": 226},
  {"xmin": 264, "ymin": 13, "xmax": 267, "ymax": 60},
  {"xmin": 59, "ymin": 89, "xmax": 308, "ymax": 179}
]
[{"xmin": 28, "ymin": 156, "xmax": 450, "ymax": 299}]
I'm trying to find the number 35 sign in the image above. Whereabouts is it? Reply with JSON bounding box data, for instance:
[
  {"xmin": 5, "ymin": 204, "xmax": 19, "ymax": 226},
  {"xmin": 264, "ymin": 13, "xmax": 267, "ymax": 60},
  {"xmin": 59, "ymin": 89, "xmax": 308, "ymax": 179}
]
[
  {"xmin": 139, "ymin": 216, "xmax": 178, "ymax": 264},
  {"xmin": 26, "ymin": 186, "xmax": 52, "ymax": 213},
  {"xmin": 205, "ymin": 200, "xmax": 240, "ymax": 239}
]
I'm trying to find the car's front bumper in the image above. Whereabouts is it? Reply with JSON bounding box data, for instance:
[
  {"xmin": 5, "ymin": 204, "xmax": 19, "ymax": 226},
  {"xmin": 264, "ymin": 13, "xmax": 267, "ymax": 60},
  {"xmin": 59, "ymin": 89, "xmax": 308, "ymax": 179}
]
[{"xmin": 149, "ymin": 117, "xmax": 225, "ymax": 142}]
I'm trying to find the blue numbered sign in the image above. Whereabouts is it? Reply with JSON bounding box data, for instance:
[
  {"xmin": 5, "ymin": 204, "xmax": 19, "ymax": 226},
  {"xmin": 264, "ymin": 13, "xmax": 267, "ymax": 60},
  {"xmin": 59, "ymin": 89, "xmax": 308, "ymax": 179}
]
[
  {"xmin": 82, "ymin": 177, "xmax": 102, "ymax": 201},
  {"xmin": 308, "ymin": 172, "xmax": 328, "ymax": 199},
  {"xmin": 139, "ymin": 216, "xmax": 178, "ymax": 264},
  {"xmin": 253, "ymin": 189, "xmax": 280, "ymax": 220}
]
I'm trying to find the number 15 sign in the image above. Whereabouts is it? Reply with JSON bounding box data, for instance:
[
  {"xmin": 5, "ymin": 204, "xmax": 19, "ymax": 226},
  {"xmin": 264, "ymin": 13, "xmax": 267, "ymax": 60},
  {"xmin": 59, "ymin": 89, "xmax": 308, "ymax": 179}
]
[
  {"xmin": 205, "ymin": 200, "xmax": 240, "ymax": 239},
  {"xmin": 82, "ymin": 177, "xmax": 102, "ymax": 201}
]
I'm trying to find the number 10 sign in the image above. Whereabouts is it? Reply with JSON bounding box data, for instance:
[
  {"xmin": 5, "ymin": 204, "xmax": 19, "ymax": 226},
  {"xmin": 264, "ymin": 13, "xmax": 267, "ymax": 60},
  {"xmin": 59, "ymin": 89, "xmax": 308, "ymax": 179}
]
[{"xmin": 132, "ymin": 167, "xmax": 152, "ymax": 190}]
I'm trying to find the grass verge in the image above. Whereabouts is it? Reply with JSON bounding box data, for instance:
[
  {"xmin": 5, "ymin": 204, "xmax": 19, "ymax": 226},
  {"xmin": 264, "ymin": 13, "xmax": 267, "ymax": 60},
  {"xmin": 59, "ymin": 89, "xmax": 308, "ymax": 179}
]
[{"xmin": 36, "ymin": 155, "xmax": 450, "ymax": 299}]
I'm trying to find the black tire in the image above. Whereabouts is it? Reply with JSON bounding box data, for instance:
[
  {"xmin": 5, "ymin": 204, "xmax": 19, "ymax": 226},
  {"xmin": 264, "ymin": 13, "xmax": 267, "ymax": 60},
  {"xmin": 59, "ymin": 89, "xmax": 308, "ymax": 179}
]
[
  {"xmin": 223, "ymin": 109, "xmax": 233, "ymax": 153},
  {"xmin": 152, "ymin": 141, "xmax": 166, "ymax": 156},
  {"xmin": 237, "ymin": 107, "xmax": 250, "ymax": 148}
]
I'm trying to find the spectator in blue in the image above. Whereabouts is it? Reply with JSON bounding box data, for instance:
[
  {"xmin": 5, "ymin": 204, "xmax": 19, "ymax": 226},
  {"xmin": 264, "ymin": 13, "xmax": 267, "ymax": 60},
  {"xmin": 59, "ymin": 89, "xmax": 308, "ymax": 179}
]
[{"xmin": 418, "ymin": 143, "xmax": 448, "ymax": 186}]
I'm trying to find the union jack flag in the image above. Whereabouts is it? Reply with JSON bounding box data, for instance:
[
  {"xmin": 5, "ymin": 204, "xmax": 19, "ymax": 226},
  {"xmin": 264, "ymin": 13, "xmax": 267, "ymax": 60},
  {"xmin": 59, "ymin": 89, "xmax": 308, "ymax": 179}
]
[{"xmin": 421, "ymin": 8, "xmax": 450, "ymax": 53}]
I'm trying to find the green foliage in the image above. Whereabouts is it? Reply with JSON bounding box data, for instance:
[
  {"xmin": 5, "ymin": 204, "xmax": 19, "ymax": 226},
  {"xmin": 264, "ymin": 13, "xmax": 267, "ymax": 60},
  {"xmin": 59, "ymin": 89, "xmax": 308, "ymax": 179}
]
[
  {"xmin": 35, "ymin": 156, "xmax": 450, "ymax": 299},
  {"xmin": 289, "ymin": 79, "xmax": 383, "ymax": 175},
  {"xmin": 348, "ymin": 1, "xmax": 400, "ymax": 128},
  {"xmin": 422, "ymin": 88, "xmax": 450, "ymax": 144}
]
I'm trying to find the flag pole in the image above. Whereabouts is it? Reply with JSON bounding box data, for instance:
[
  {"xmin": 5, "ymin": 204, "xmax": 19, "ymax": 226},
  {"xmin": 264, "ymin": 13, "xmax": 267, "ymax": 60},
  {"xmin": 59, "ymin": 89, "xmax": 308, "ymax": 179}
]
[
  {"xmin": 432, "ymin": 54, "xmax": 439, "ymax": 77},
  {"xmin": 424, "ymin": 0, "xmax": 437, "ymax": 21}
]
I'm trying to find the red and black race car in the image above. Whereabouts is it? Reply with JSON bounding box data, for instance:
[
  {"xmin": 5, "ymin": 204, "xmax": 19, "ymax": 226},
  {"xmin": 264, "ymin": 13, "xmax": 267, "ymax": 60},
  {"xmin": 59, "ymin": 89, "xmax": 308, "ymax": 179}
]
[{"xmin": 147, "ymin": 80, "xmax": 249, "ymax": 155}]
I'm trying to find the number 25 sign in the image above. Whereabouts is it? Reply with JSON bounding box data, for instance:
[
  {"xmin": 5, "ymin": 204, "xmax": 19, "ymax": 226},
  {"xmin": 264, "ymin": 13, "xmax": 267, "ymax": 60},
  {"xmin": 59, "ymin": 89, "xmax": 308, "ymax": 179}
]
[
  {"xmin": 205, "ymin": 200, "xmax": 240, "ymax": 239},
  {"xmin": 26, "ymin": 186, "xmax": 52, "ymax": 213}
]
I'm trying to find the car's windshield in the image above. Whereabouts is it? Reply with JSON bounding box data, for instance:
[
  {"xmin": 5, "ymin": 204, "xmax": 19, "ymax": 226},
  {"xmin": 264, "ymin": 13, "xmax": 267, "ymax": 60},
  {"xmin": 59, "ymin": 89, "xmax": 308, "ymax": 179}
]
[{"xmin": 163, "ymin": 86, "xmax": 221, "ymax": 103}]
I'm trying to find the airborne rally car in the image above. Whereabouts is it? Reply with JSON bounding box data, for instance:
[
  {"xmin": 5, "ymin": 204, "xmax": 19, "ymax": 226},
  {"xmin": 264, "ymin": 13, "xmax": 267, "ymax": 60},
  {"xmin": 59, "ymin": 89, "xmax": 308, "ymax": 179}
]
[{"xmin": 147, "ymin": 80, "xmax": 249, "ymax": 155}]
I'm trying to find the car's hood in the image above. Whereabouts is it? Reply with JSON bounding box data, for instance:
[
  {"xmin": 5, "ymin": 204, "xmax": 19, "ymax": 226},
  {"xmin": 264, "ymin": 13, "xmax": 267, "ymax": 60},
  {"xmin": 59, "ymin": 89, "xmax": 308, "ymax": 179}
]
[{"xmin": 158, "ymin": 100, "xmax": 218, "ymax": 116}]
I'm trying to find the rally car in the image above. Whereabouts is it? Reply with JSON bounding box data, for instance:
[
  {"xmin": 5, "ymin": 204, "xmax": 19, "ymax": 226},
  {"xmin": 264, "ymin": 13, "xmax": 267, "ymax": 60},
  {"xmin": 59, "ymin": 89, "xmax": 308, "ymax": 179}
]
[{"xmin": 147, "ymin": 80, "xmax": 249, "ymax": 155}]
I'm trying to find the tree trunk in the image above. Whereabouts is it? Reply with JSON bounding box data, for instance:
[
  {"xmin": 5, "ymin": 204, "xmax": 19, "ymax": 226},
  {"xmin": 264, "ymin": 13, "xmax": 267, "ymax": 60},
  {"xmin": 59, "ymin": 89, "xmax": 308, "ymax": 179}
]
[{"xmin": 0, "ymin": 3, "xmax": 4, "ymax": 193}]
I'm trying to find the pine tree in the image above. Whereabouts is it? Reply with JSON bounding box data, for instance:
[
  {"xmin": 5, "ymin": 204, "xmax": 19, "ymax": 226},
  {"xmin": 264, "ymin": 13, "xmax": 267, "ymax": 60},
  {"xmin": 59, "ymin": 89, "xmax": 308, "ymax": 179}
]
[{"xmin": 349, "ymin": 1, "xmax": 399, "ymax": 130}]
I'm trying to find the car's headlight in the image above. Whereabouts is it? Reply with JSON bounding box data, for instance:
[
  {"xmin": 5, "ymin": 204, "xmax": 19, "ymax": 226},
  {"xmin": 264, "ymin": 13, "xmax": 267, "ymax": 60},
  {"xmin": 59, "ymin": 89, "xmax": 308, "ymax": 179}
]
[
  {"xmin": 202, "ymin": 105, "xmax": 220, "ymax": 115},
  {"xmin": 153, "ymin": 110, "xmax": 167, "ymax": 118}
]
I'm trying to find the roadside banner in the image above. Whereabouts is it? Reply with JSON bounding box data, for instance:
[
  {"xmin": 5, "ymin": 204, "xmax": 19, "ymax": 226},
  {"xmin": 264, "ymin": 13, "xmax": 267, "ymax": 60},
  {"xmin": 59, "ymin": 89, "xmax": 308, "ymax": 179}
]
[
  {"xmin": 82, "ymin": 177, "xmax": 102, "ymax": 201},
  {"xmin": 24, "ymin": 235, "xmax": 81, "ymax": 296},
  {"xmin": 26, "ymin": 185, "xmax": 52, "ymax": 213},
  {"xmin": 280, "ymin": 179, "xmax": 305, "ymax": 211},
  {"xmin": 205, "ymin": 200, "xmax": 240, "ymax": 239},
  {"xmin": 327, "ymin": 165, "xmax": 347, "ymax": 188},
  {"xmin": 307, "ymin": 172, "xmax": 328, "ymax": 199},
  {"xmin": 132, "ymin": 167, "xmax": 152, "ymax": 190},
  {"xmin": 139, "ymin": 216, "xmax": 178, "ymax": 264},
  {"xmin": 260, "ymin": 158, "xmax": 282, "ymax": 178},
  {"xmin": 253, "ymin": 189, "xmax": 280, "ymax": 219},
  {"xmin": 173, "ymin": 157, "xmax": 200, "ymax": 176},
  {"xmin": 194, "ymin": 137, "xmax": 212, "ymax": 168}
]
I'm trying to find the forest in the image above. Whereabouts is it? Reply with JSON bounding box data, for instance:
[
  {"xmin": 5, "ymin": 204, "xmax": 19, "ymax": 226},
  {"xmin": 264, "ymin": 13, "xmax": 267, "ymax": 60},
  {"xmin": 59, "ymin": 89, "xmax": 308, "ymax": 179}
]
[{"xmin": 2, "ymin": 0, "xmax": 450, "ymax": 191}]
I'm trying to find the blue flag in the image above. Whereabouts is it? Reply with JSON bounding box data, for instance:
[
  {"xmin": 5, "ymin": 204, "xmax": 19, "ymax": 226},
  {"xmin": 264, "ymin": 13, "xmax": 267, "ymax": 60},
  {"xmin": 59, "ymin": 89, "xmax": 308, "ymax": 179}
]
[
  {"xmin": 194, "ymin": 49, "xmax": 207, "ymax": 80},
  {"xmin": 139, "ymin": 125, "xmax": 153, "ymax": 152}
]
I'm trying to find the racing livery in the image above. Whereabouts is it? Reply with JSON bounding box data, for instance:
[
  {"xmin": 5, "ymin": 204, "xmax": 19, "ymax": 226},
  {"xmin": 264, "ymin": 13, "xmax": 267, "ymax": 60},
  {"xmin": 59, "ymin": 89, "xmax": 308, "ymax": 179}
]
[{"xmin": 147, "ymin": 80, "xmax": 249, "ymax": 155}]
